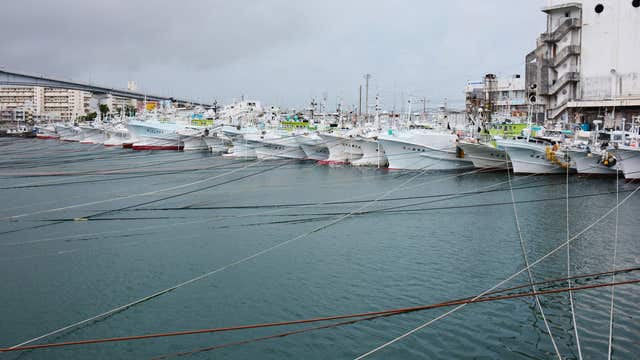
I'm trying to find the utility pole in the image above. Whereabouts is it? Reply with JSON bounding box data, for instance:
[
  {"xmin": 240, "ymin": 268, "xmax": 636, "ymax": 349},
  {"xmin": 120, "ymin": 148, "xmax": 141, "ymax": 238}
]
[{"xmin": 364, "ymin": 74, "xmax": 371, "ymax": 120}]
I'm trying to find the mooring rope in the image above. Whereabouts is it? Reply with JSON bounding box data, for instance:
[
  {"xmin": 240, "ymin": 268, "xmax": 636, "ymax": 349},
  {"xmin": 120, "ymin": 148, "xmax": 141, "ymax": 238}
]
[
  {"xmin": 353, "ymin": 182, "xmax": 640, "ymax": 359},
  {"xmin": 1, "ymin": 275, "xmax": 638, "ymax": 354},
  {"xmin": 6, "ymin": 150, "xmax": 441, "ymax": 349},
  {"xmin": 504, "ymin": 152, "xmax": 562, "ymax": 359},
  {"xmin": 566, "ymin": 156, "xmax": 583, "ymax": 360},
  {"xmin": 607, "ymin": 159, "xmax": 621, "ymax": 360}
]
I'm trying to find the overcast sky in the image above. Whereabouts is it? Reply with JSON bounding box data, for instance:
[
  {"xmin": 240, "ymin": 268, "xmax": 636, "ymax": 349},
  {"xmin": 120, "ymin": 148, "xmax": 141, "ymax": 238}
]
[{"xmin": 2, "ymin": 0, "xmax": 548, "ymax": 109}]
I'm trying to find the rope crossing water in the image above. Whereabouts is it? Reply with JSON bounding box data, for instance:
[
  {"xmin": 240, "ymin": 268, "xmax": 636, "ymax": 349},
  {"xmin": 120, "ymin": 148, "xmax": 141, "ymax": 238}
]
[
  {"xmin": 1, "ymin": 272, "xmax": 638, "ymax": 354},
  {"xmin": 6, "ymin": 150, "xmax": 442, "ymax": 349},
  {"xmin": 566, "ymin": 160, "xmax": 583, "ymax": 360},
  {"xmin": 353, "ymin": 182, "xmax": 640, "ymax": 359},
  {"xmin": 505, "ymin": 156, "xmax": 562, "ymax": 359},
  {"xmin": 608, "ymin": 160, "xmax": 622, "ymax": 359}
]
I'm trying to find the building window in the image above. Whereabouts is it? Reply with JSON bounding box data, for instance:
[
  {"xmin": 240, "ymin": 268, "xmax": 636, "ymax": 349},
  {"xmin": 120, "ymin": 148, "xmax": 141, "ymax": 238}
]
[
  {"xmin": 595, "ymin": 4, "xmax": 604, "ymax": 13},
  {"xmin": 565, "ymin": 12, "xmax": 570, "ymax": 17}
]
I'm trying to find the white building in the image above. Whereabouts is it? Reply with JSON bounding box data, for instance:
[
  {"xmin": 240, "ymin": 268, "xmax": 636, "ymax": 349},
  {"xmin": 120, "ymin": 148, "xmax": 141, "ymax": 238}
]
[
  {"xmin": 0, "ymin": 86, "xmax": 92, "ymax": 121},
  {"xmin": 465, "ymin": 74, "xmax": 528, "ymax": 122},
  {"xmin": 99, "ymin": 94, "xmax": 136, "ymax": 115},
  {"xmin": 526, "ymin": 0, "xmax": 640, "ymax": 128}
]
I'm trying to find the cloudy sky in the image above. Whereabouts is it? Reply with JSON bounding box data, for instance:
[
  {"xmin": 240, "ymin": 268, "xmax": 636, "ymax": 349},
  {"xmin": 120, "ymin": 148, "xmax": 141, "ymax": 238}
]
[{"xmin": 2, "ymin": 0, "xmax": 548, "ymax": 109}]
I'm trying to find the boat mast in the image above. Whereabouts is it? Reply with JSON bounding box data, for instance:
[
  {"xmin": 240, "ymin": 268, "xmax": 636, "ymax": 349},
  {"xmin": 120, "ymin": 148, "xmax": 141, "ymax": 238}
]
[{"xmin": 375, "ymin": 94, "xmax": 381, "ymax": 131}]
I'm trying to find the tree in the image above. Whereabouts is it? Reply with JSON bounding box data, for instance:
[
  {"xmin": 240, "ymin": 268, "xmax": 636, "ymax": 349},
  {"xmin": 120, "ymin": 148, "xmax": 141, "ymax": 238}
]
[
  {"xmin": 99, "ymin": 104, "xmax": 110, "ymax": 120},
  {"xmin": 125, "ymin": 105, "xmax": 137, "ymax": 116},
  {"xmin": 78, "ymin": 112, "xmax": 97, "ymax": 122}
]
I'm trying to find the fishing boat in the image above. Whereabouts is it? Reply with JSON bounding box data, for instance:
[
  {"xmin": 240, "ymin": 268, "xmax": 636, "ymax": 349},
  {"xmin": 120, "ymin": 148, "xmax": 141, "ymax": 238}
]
[
  {"xmin": 34, "ymin": 124, "xmax": 59, "ymax": 140},
  {"xmin": 457, "ymin": 140, "xmax": 509, "ymax": 170},
  {"xmin": 569, "ymin": 147, "xmax": 619, "ymax": 175},
  {"xmin": 55, "ymin": 123, "xmax": 83, "ymax": 142},
  {"xmin": 378, "ymin": 129, "xmax": 473, "ymax": 171},
  {"xmin": 296, "ymin": 132, "xmax": 330, "ymax": 161},
  {"xmin": 457, "ymin": 123, "xmax": 527, "ymax": 170},
  {"xmin": 177, "ymin": 128, "xmax": 209, "ymax": 151},
  {"xmin": 127, "ymin": 120, "xmax": 183, "ymax": 150},
  {"xmin": 203, "ymin": 130, "xmax": 232, "ymax": 154},
  {"xmin": 350, "ymin": 136, "xmax": 388, "ymax": 167},
  {"xmin": 318, "ymin": 131, "xmax": 363, "ymax": 165},
  {"xmin": 496, "ymin": 138, "xmax": 570, "ymax": 174},
  {"xmin": 249, "ymin": 130, "xmax": 307, "ymax": 160},
  {"xmin": 612, "ymin": 145, "xmax": 640, "ymax": 179},
  {"xmin": 566, "ymin": 126, "xmax": 619, "ymax": 175},
  {"xmin": 222, "ymin": 125, "xmax": 259, "ymax": 159},
  {"xmin": 103, "ymin": 123, "xmax": 133, "ymax": 147},
  {"xmin": 79, "ymin": 123, "xmax": 106, "ymax": 144}
]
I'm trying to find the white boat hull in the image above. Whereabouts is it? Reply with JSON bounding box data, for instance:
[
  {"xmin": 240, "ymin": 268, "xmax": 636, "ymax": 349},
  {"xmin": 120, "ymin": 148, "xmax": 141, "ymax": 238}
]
[
  {"xmin": 498, "ymin": 140, "xmax": 566, "ymax": 174},
  {"xmin": 613, "ymin": 147, "xmax": 640, "ymax": 179},
  {"xmin": 128, "ymin": 122, "xmax": 182, "ymax": 150},
  {"xmin": 79, "ymin": 127, "xmax": 106, "ymax": 144},
  {"xmin": 351, "ymin": 138, "xmax": 388, "ymax": 167},
  {"xmin": 297, "ymin": 134, "xmax": 329, "ymax": 161},
  {"xmin": 458, "ymin": 142, "xmax": 509, "ymax": 170},
  {"xmin": 35, "ymin": 126, "xmax": 59, "ymax": 140},
  {"xmin": 569, "ymin": 150, "xmax": 618, "ymax": 175},
  {"xmin": 226, "ymin": 139, "xmax": 258, "ymax": 159},
  {"xmin": 379, "ymin": 138, "xmax": 473, "ymax": 171},
  {"xmin": 180, "ymin": 135, "xmax": 209, "ymax": 151},
  {"xmin": 131, "ymin": 136, "xmax": 182, "ymax": 151},
  {"xmin": 55, "ymin": 125, "xmax": 83, "ymax": 142},
  {"xmin": 252, "ymin": 135, "xmax": 306, "ymax": 160},
  {"xmin": 318, "ymin": 134, "xmax": 363, "ymax": 164},
  {"xmin": 103, "ymin": 129, "xmax": 132, "ymax": 147},
  {"xmin": 204, "ymin": 136, "xmax": 230, "ymax": 154},
  {"xmin": 300, "ymin": 144, "xmax": 329, "ymax": 161}
]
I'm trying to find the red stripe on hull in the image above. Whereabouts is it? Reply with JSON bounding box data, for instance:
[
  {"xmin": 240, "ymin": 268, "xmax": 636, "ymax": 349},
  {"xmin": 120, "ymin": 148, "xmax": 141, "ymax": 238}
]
[
  {"xmin": 318, "ymin": 160, "xmax": 350, "ymax": 165},
  {"xmin": 59, "ymin": 139, "xmax": 79, "ymax": 142},
  {"xmin": 132, "ymin": 145, "xmax": 183, "ymax": 151},
  {"xmin": 37, "ymin": 135, "xmax": 59, "ymax": 140},
  {"xmin": 122, "ymin": 143, "xmax": 133, "ymax": 148}
]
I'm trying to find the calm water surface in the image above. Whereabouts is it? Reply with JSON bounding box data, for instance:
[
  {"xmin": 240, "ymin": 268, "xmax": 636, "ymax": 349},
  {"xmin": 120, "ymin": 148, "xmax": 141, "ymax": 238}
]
[{"xmin": 0, "ymin": 138, "xmax": 639, "ymax": 359}]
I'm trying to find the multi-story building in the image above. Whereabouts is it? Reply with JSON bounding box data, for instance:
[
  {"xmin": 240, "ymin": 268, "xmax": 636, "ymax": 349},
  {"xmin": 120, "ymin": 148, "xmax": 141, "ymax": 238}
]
[
  {"xmin": 42, "ymin": 88, "xmax": 92, "ymax": 120},
  {"xmin": 0, "ymin": 87, "xmax": 44, "ymax": 114},
  {"xmin": 526, "ymin": 0, "xmax": 640, "ymax": 128},
  {"xmin": 465, "ymin": 74, "xmax": 528, "ymax": 122},
  {"xmin": 0, "ymin": 86, "xmax": 92, "ymax": 121},
  {"xmin": 1, "ymin": 79, "xmax": 142, "ymax": 122},
  {"xmin": 104, "ymin": 94, "xmax": 136, "ymax": 114}
]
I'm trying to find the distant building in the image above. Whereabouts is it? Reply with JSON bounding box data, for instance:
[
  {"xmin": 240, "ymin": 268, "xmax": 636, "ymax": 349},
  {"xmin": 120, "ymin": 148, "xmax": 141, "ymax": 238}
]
[
  {"xmin": 465, "ymin": 74, "xmax": 528, "ymax": 122},
  {"xmin": 127, "ymin": 80, "xmax": 138, "ymax": 92},
  {"xmin": 526, "ymin": 0, "xmax": 640, "ymax": 128},
  {"xmin": 0, "ymin": 86, "xmax": 91, "ymax": 121},
  {"xmin": 99, "ymin": 94, "xmax": 136, "ymax": 115},
  {"xmin": 0, "ymin": 86, "xmax": 138, "ymax": 121}
]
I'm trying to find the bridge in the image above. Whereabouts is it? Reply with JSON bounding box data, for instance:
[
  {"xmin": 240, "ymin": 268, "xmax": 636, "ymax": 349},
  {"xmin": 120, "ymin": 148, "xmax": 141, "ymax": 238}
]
[{"xmin": 0, "ymin": 69, "xmax": 212, "ymax": 107}]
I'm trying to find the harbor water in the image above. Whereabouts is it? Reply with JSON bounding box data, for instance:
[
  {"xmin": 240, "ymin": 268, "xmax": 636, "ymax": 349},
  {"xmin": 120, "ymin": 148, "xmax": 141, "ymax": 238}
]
[{"xmin": 1, "ymin": 138, "xmax": 639, "ymax": 359}]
